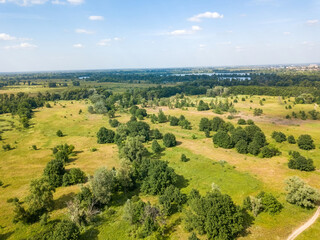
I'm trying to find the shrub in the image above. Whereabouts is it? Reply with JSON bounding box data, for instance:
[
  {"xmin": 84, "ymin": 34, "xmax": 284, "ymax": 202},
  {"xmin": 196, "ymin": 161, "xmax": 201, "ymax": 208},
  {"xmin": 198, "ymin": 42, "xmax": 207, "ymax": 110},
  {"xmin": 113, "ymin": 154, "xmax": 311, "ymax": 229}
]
[
  {"xmin": 97, "ymin": 127, "xmax": 115, "ymax": 144},
  {"xmin": 2, "ymin": 144, "xmax": 12, "ymax": 151},
  {"xmin": 259, "ymin": 146, "xmax": 281, "ymax": 158},
  {"xmin": 181, "ymin": 154, "xmax": 189, "ymax": 162},
  {"xmin": 237, "ymin": 119, "xmax": 246, "ymax": 125},
  {"xmin": 109, "ymin": 119, "xmax": 120, "ymax": 128},
  {"xmin": 213, "ymin": 130, "xmax": 233, "ymax": 149},
  {"xmin": 285, "ymin": 176, "xmax": 320, "ymax": 208},
  {"xmin": 62, "ymin": 168, "xmax": 86, "ymax": 186},
  {"xmin": 169, "ymin": 116, "xmax": 179, "ymax": 126},
  {"xmin": 288, "ymin": 151, "xmax": 315, "ymax": 171},
  {"xmin": 56, "ymin": 130, "xmax": 63, "ymax": 137},
  {"xmin": 247, "ymin": 141, "xmax": 260, "ymax": 156},
  {"xmin": 257, "ymin": 192, "xmax": 283, "ymax": 215},
  {"xmin": 197, "ymin": 100, "xmax": 209, "ymax": 111},
  {"xmin": 199, "ymin": 118, "xmax": 211, "ymax": 131},
  {"xmin": 157, "ymin": 110, "xmax": 167, "ymax": 123},
  {"xmin": 43, "ymin": 159, "xmax": 65, "ymax": 187},
  {"xmin": 211, "ymin": 117, "xmax": 225, "ymax": 132},
  {"xmin": 287, "ymin": 135, "xmax": 296, "ymax": 144},
  {"xmin": 163, "ymin": 133, "xmax": 176, "ymax": 147},
  {"xmin": 235, "ymin": 139, "xmax": 248, "ymax": 154},
  {"xmin": 297, "ymin": 134, "xmax": 315, "ymax": 150},
  {"xmin": 246, "ymin": 119, "xmax": 254, "ymax": 125},
  {"xmin": 151, "ymin": 140, "xmax": 162, "ymax": 154},
  {"xmin": 150, "ymin": 129, "xmax": 163, "ymax": 140},
  {"xmin": 51, "ymin": 220, "xmax": 80, "ymax": 240},
  {"xmin": 254, "ymin": 108, "xmax": 263, "ymax": 116},
  {"xmin": 159, "ymin": 185, "xmax": 186, "ymax": 216},
  {"xmin": 271, "ymin": 131, "xmax": 287, "ymax": 143}
]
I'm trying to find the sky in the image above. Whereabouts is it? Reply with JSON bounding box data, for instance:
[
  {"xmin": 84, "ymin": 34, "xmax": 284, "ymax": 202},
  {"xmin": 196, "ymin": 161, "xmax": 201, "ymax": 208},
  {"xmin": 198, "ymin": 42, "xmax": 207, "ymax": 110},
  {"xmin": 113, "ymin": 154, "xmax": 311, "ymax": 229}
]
[{"xmin": 0, "ymin": 0, "xmax": 319, "ymax": 72}]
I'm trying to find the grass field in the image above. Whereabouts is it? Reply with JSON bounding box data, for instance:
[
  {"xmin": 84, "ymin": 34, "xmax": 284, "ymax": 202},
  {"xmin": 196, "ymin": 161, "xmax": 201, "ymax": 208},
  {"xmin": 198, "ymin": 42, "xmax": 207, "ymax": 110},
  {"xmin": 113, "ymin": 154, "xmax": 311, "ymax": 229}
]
[{"xmin": 1, "ymin": 94, "xmax": 320, "ymax": 239}]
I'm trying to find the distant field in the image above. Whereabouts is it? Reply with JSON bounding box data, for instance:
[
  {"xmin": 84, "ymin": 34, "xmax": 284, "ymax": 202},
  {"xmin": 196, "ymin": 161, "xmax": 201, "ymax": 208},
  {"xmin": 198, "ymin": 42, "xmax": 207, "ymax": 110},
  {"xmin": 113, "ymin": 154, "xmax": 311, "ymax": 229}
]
[{"xmin": 1, "ymin": 94, "xmax": 320, "ymax": 239}]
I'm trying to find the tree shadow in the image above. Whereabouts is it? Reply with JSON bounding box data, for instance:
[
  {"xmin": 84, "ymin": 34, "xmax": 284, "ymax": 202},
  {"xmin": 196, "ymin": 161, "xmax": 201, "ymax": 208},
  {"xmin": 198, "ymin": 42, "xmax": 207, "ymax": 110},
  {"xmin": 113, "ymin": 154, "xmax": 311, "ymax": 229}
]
[
  {"xmin": 175, "ymin": 174, "xmax": 189, "ymax": 189},
  {"xmin": 111, "ymin": 188, "xmax": 141, "ymax": 207},
  {"xmin": 81, "ymin": 227, "xmax": 100, "ymax": 240},
  {"xmin": 2, "ymin": 184, "xmax": 11, "ymax": 189},
  {"xmin": 54, "ymin": 192, "xmax": 76, "ymax": 210},
  {"xmin": 175, "ymin": 141, "xmax": 182, "ymax": 146},
  {"xmin": 239, "ymin": 209, "xmax": 254, "ymax": 238},
  {"xmin": 0, "ymin": 231, "xmax": 14, "ymax": 240}
]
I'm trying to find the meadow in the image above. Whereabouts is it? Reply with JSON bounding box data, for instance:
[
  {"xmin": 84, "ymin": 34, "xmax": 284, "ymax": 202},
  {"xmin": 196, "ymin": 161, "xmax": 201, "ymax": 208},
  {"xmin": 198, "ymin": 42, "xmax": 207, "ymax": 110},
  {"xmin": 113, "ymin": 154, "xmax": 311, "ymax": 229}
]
[{"xmin": 0, "ymin": 89, "xmax": 320, "ymax": 239}]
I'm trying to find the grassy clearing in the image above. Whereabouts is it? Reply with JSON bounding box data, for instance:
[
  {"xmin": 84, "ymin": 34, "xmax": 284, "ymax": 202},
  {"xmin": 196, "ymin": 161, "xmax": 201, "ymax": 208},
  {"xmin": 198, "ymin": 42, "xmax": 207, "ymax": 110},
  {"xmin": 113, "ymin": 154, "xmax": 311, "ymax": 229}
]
[{"xmin": 1, "ymin": 94, "xmax": 320, "ymax": 239}]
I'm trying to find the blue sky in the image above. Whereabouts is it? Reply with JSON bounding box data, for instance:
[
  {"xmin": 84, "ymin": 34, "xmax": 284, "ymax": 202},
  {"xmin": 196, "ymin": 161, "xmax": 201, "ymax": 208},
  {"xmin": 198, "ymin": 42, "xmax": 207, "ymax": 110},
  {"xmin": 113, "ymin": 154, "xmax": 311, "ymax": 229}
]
[{"xmin": 0, "ymin": 0, "xmax": 319, "ymax": 72}]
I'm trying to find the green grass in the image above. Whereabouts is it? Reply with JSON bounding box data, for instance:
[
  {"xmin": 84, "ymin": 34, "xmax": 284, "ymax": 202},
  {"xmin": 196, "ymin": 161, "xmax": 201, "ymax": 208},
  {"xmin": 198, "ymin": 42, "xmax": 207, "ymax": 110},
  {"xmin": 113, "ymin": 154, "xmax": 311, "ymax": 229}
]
[{"xmin": 1, "ymin": 94, "xmax": 320, "ymax": 239}]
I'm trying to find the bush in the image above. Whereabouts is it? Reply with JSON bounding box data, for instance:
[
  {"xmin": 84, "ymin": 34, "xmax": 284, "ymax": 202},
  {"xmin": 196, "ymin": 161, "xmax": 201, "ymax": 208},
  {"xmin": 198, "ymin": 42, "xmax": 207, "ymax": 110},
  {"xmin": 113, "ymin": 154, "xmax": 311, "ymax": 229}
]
[
  {"xmin": 247, "ymin": 141, "xmax": 260, "ymax": 156},
  {"xmin": 235, "ymin": 139, "xmax": 248, "ymax": 154},
  {"xmin": 288, "ymin": 151, "xmax": 315, "ymax": 171},
  {"xmin": 257, "ymin": 192, "xmax": 283, "ymax": 215},
  {"xmin": 97, "ymin": 127, "xmax": 115, "ymax": 144},
  {"xmin": 285, "ymin": 176, "xmax": 320, "ymax": 208},
  {"xmin": 62, "ymin": 168, "xmax": 86, "ymax": 186},
  {"xmin": 259, "ymin": 146, "xmax": 281, "ymax": 158},
  {"xmin": 2, "ymin": 144, "xmax": 12, "ymax": 151},
  {"xmin": 181, "ymin": 154, "xmax": 189, "ymax": 162},
  {"xmin": 151, "ymin": 140, "xmax": 162, "ymax": 154},
  {"xmin": 197, "ymin": 100, "xmax": 209, "ymax": 111},
  {"xmin": 43, "ymin": 159, "xmax": 65, "ymax": 187},
  {"xmin": 199, "ymin": 118, "xmax": 211, "ymax": 131},
  {"xmin": 56, "ymin": 130, "xmax": 63, "ymax": 137},
  {"xmin": 213, "ymin": 130, "xmax": 233, "ymax": 149},
  {"xmin": 237, "ymin": 119, "xmax": 246, "ymax": 125},
  {"xmin": 271, "ymin": 131, "xmax": 287, "ymax": 143},
  {"xmin": 287, "ymin": 135, "xmax": 296, "ymax": 144},
  {"xmin": 247, "ymin": 119, "xmax": 254, "ymax": 125},
  {"xmin": 109, "ymin": 119, "xmax": 120, "ymax": 128},
  {"xmin": 163, "ymin": 133, "xmax": 176, "ymax": 147},
  {"xmin": 297, "ymin": 134, "xmax": 315, "ymax": 150},
  {"xmin": 51, "ymin": 220, "xmax": 80, "ymax": 240},
  {"xmin": 159, "ymin": 185, "xmax": 185, "ymax": 216},
  {"xmin": 169, "ymin": 116, "xmax": 179, "ymax": 126},
  {"xmin": 254, "ymin": 108, "xmax": 263, "ymax": 116}
]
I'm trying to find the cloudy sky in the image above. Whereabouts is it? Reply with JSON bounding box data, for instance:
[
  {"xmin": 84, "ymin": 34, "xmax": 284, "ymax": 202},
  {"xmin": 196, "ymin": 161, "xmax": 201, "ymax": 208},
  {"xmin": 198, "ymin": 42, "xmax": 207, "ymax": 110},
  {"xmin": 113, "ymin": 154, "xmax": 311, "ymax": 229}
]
[{"xmin": 0, "ymin": 0, "xmax": 319, "ymax": 72}]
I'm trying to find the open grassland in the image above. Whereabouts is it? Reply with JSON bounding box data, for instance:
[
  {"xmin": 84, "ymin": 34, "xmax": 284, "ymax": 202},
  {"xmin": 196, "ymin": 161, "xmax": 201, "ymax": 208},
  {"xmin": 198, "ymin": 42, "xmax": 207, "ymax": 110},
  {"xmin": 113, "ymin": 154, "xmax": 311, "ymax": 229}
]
[{"xmin": 1, "ymin": 94, "xmax": 320, "ymax": 239}]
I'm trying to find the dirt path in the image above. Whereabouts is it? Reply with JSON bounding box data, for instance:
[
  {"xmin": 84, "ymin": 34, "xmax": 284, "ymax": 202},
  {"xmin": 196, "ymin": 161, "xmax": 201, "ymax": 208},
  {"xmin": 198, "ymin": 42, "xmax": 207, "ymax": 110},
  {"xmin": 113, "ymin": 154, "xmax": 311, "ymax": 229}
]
[{"xmin": 287, "ymin": 206, "xmax": 320, "ymax": 240}]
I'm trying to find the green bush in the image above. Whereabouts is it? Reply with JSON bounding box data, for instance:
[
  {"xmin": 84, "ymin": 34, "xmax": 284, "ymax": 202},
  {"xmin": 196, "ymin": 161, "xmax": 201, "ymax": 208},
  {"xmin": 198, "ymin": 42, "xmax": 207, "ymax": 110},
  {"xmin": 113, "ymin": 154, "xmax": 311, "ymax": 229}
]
[
  {"xmin": 297, "ymin": 134, "xmax": 315, "ymax": 150},
  {"xmin": 288, "ymin": 151, "xmax": 315, "ymax": 171},
  {"xmin": 163, "ymin": 133, "xmax": 176, "ymax": 147},
  {"xmin": 237, "ymin": 119, "xmax": 246, "ymax": 125},
  {"xmin": 51, "ymin": 220, "xmax": 80, "ymax": 240},
  {"xmin": 213, "ymin": 130, "xmax": 233, "ymax": 149},
  {"xmin": 62, "ymin": 168, "xmax": 86, "ymax": 186},
  {"xmin": 97, "ymin": 127, "xmax": 115, "ymax": 144},
  {"xmin": 235, "ymin": 139, "xmax": 248, "ymax": 154},
  {"xmin": 287, "ymin": 135, "xmax": 296, "ymax": 144}
]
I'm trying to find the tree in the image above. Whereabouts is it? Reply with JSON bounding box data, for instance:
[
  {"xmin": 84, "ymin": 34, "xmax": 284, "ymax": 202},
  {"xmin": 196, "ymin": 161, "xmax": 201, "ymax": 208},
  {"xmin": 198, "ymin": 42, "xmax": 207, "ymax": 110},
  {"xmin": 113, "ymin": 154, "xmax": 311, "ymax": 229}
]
[
  {"xmin": 91, "ymin": 167, "xmax": 115, "ymax": 205},
  {"xmin": 188, "ymin": 233, "xmax": 199, "ymax": 240},
  {"xmin": 158, "ymin": 109, "xmax": 167, "ymax": 123},
  {"xmin": 271, "ymin": 131, "xmax": 287, "ymax": 143},
  {"xmin": 169, "ymin": 116, "xmax": 179, "ymax": 126},
  {"xmin": 181, "ymin": 154, "xmax": 188, "ymax": 162},
  {"xmin": 56, "ymin": 130, "xmax": 63, "ymax": 137},
  {"xmin": 62, "ymin": 168, "xmax": 86, "ymax": 186},
  {"xmin": 288, "ymin": 151, "xmax": 315, "ymax": 171},
  {"xmin": 97, "ymin": 127, "xmax": 115, "ymax": 144},
  {"xmin": 257, "ymin": 192, "xmax": 283, "ymax": 215},
  {"xmin": 163, "ymin": 133, "xmax": 177, "ymax": 147},
  {"xmin": 199, "ymin": 118, "xmax": 211, "ymax": 131},
  {"xmin": 185, "ymin": 191, "xmax": 245, "ymax": 240},
  {"xmin": 213, "ymin": 130, "xmax": 233, "ymax": 149},
  {"xmin": 51, "ymin": 220, "xmax": 80, "ymax": 240},
  {"xmin": 52, "ymin": 144, "xmax": 75, "ymax": 163},
  {"xmin": 297, "ymin": 134, "xmax": 315, "ymax": 150},
  {"xmin": 140, "ymin": 159, "xmax": 178, "ymax": 195},
  {"xmin": 43, "ymin": 159, "xmax": 65, "ymax": 187},
  {"xmin": 254, "ymin": 108, "xmax": 263, "ymax": 116},
  {"xmin": 211, "ymin": 117, "xmax": 225, "ymax": 132},
  {"xmin": 235, "ymin": 139, "xmax": 248, "ymax": 154},
  {"xmin": 237, "ymin": 119, "xmax": 246, "ymax": 125},
  {"xmin": 119, "ymin": 136, "xmax": 148, "ymax": 162},
  {"xmin": 259, "ymin": 146, "xmax": 281, "ymax": 158},
  {"xmin": 151, "ymin": 139, "xmax": 162, "ymax": 154},
  {"xmin": 159, "ymin": 185, "xmax": 186, "ymax": 216},
  {"xmin": 197, "ymin": 100, "xmax": 209, "ymax": 111},
  {"xmin": 109, "ymin": 119, "xmax": 120, "ymax": 128},
  {"xmin": 288, "ymin": 135, "xmax": 296, "ymax": 144},
  {"xmin": 231, "ymin": 127, "xmax": 247, "ymax": 144},
  {"xmin": 150, "ymin": 129, "xmax": 163, "ymax": 140},
  {"xmin": 285, "ymin": 176, "xmax": 320, "ymax": 208},
  {"xmin": 247, "ymin": 141, "xmax": 260, "ymax": 156}
]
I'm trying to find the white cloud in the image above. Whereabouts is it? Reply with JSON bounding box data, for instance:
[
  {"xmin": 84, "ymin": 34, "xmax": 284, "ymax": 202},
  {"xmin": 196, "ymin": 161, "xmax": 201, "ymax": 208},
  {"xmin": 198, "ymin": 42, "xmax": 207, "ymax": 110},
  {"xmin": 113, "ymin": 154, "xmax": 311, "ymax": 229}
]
[
  {"xmin": 235, "ymin": 46, "xmax": 245, "ymax": 52},
  {"xmin": 188, "ymin": 11, "xmax": 224, "ymax": 22},
  {"xmin": 67, "ymin": 0, "xmax": 83, "ymax": 5},
  {"xmin": 218, "ymin": 41, "xmax": 232, "ymax": 45},
  {"xmin": 4, "ymin": 42, "xmax": 37, "ymax": 49},
  {"xmin": 97, "ymin": 38, "xmax": 111, "ymax": 46},
  {"xmin": 169, "ymin": 25, "xmax": 202, "ymax": 36},
  {"xmin": 0, "ymin": 0, "xmax": 6, "ymax": 3},
  {"xmin": 89, "ymin": 15, "xmax": 104, "ymax": 21},
  {"xmin": 113, "ymin": 37, "xmax": 122, "ymax": 41},
  {"xmin": 73, "ymin": 43, "xmax": 83, "ymax": 48},
  {"xmin": 283, "ymin": 31, "xmax": 291, "ymax": 35},
  {"xmin": 8, "ymin": 0, "xmax": 48, "ymax": 6},
  {"xmin": 75, "ymin": 29, "xmax": 94, "ymax": 34},
  {"xmin": 306, "ymin": 19, "xmax": 319, "ymax": 25},
  {"xmin": 51, "ymin": 0, "xmax": 66, "ymax": 4},
  {"xmin": 0, "ymin": 33, "xmax": 16, "ymax": 40}
]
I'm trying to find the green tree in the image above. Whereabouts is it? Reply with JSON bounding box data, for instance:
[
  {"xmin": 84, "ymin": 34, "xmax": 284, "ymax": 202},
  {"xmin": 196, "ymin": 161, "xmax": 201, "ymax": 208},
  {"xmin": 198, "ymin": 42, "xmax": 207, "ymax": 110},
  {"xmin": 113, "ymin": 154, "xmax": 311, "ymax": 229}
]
[
  {"xmin": 163, "ymin": 133, "xmax": 177, "ymax": 147},
  {"xmin": 288, "ymin": 135, "xmax": 296, "ymax": 144},
  {"xmin": 297, "ymin": 134, "xmax": 315, "ymax": 150},
  {"xmin": 97, "ymin": 127, "xmax": 115, "ymax": 144},
  {"xmin": 62, "ymin": 168, "xmax": 86, "ymax": 186},
  {"xmin": 159, "ymin": 185, "xmax": 186, "ymax": 216},
  {"xmin": 119, "ymin": 136, "xmax": 148, "ymax": 162},
  {"xmin": 151, "ymin": 139, "xmax": 162, "ymax": 154},
  {"xmin": 235, "ymin": 139, "xmax": 248, "ymax": 154},
  {"xmin": 51, "ymin": 220, "xmax": 80, "ymax": 240},
  {"xmin": 213, "ymin": 130, "xmax": 233, "ymax": 149},
  {"xmin": 56, "ymin": 130, "xmax": 63, "ymax": 137},
  {"xmin": 285, "ymin": 176, "xmax": 320, "ymax": 208},
  {"xmin": 91, "ymin": 167, "xmax": 115, "ymax": 205},
  {"xmin": 157, "ymin": 109, "xmax": 167, "ymax": 123},
  {"xmin": 43, "ymin": 159, "xmax": 65, "ymax": 187}
]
